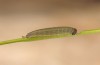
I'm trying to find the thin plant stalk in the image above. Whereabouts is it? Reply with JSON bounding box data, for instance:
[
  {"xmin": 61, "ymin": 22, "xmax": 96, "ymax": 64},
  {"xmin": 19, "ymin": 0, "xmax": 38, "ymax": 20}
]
[{"xmin": 0, "ymin": 29, "xmax": 100, "ymax": 45}]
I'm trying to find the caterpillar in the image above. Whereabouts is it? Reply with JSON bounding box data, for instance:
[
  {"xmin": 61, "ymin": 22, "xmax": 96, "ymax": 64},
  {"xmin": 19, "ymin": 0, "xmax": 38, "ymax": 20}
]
[{"xmin": 25, "ymin": 27, "xmax": 77, "ymax": 38}]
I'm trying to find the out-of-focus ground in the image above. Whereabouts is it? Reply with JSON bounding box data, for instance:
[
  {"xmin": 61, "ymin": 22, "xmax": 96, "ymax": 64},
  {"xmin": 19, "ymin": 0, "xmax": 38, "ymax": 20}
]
[{"xmin": 0, "ymin": 0, "xmax": 100, "ymax": 65}]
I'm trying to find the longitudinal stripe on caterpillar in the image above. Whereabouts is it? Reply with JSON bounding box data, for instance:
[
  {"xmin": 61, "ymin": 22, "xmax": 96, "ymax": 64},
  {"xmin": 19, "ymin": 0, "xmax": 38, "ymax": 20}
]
[{"xmin": 25, "ymin": 27, "xmax": 77, "ymax": 38}]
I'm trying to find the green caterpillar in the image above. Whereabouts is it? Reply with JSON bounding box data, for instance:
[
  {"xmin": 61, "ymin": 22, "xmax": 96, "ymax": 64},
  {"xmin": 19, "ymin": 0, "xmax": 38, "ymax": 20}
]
[{"xmin": 25, "ymin": 27, "xmax": 77, "ymax": 38}]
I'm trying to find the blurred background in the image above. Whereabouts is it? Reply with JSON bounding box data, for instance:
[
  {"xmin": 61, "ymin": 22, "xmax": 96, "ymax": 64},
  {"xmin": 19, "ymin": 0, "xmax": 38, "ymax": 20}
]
[{"xmin": 0, "ymin": 0, "xmax": 100, "ymax": 65}]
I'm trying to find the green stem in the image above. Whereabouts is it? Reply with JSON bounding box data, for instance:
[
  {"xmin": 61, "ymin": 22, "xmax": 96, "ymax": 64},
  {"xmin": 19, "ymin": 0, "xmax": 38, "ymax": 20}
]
[
  {"xmin": 78, "ymin": 29, "xmax": 100, "ymax": 35},
  {"xmin": 0, "ymin": 29, "xmax": 100, "ymax": 45}
]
